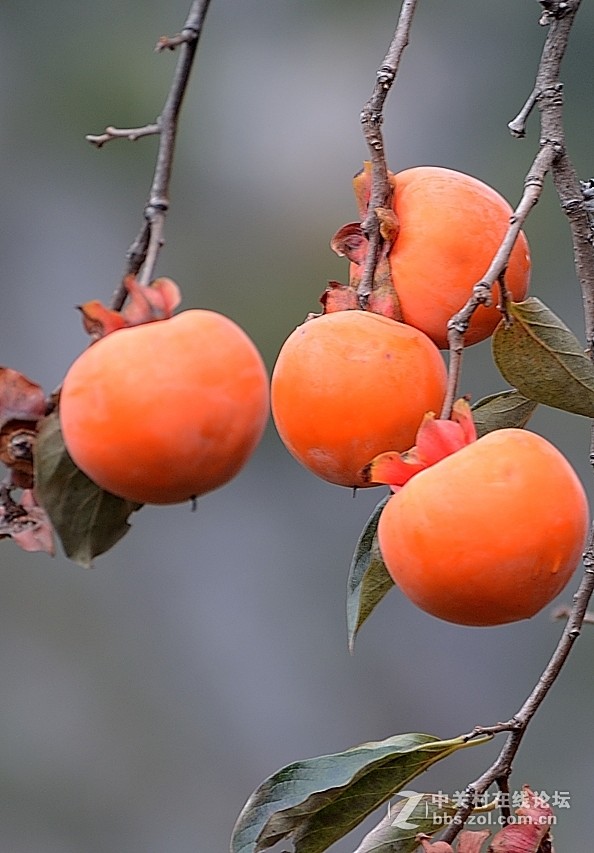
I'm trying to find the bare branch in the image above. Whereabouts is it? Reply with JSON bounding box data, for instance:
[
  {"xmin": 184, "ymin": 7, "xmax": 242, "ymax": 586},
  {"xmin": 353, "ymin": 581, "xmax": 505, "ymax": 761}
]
[
  {"xmin": 508, "ymin": 88, "xmax": 538, "ymax": 138},
  {"xmin": 85, "ymin": 123, "xmax": 160, "ymax": 148},
  {"xmin": 155, "ymin": 29, "xmax": 199, "ymax": 52},
  {"xmin": 357, "ymin": 0, "xmax": 419, "ymax": 308},
  {"xmin": 87, "ymin": 0, "xmax": 212, "ymax": 310},
  {"xmin": 440, "ymin": 3, "xmax": 594, "ymax": 843},
  {"xmin": 553, "ymin": 603, "xmax": 594, "ymax": 624},
  {"xmin": 440, "ymin": 142, "xmax": 556, "ymax": 418}
]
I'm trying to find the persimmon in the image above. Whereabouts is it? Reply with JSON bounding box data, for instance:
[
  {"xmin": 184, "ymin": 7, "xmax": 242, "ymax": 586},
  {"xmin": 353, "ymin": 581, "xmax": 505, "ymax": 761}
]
[
  {"xmin": 350, "ymin": 165, "xmax": 531, "ymax": 348},
  {"xmin": 59, "ymin": 310, "xmax": 269, "ymax": 504},
  {"xmin": 365, "ymin": 405, "xmax": 589, "ymax": 626},
  {"xmin": 270, "ymin": 310, "xmax": 447, "ymax": 488}
]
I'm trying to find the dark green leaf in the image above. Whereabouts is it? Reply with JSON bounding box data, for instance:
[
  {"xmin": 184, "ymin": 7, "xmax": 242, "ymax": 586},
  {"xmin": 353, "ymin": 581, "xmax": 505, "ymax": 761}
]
[
  {"xmin": 353, "ymin": 793, "xmax": 457, "ymax": 853},
  {"xmin": 347, "ymin": 494, "xmax": 394, "ymax": 653},
  {"xmin": 34, "ymin": 412, "xmax": 142, "ymax": 568},
  {"xmin": 230, "ymin": 732, "xmax": 491, "ymax": 853},
  {"xmin": 471, "ymin": 390, "xmax": 538, "ymax": 438},
  {"xmin": 492, "ymin": 297, "xmax": 594, "ymax": 417}
]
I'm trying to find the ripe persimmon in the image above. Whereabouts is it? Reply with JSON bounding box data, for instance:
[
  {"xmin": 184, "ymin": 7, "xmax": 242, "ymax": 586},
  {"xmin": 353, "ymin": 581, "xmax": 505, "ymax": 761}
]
[
  {"xmin": 390, "ymin": 166, "xmax": 530, "ymax": 347},
  {"xmin": 368, "ymin": 412, "xmax": 589, "ymax": 626},
  {"xmin": 350, "ymin": 165, "xmax": 531, "ymax": 348},
  {"xmin": 270, "ymin": 310, "xmax": 447, "ymax": 488},
  {"xmin": 60, "ymin": 310, "xmax": 269, "ymax": 504}
]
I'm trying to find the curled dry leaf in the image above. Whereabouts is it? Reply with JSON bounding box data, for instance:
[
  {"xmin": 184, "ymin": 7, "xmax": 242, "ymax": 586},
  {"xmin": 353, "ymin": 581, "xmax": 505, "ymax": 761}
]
[
  {"xmin": 0, "ymin": 367, "xmax": 47, "ymax": 428},
  {"xmin": 79, "ymin": 275, "xmax": 182, "ymax": 340},
  {"xmin": 330, "ymin": 222, "xmax": 368, "ymax": 265},
  {"xmin": 324, "ymin": 163, "xmax": 402, "ymax": 322},
  {"xmin": 456, "ymin": 829, "xmax": 491, "ymax": 853},
  {"xmin": 417, "ymin": 833, "xmax": 455, "ymax": 852},
  {"xmin": 352, "ymin": 160, "xmax": 398, "ymax": 220},
  {"xmin": 0, "ymin": 424, "xmax": 39, "ymax": 489},
  {"xmin": 0, "ymin": 367, "xmax": 48, "ymax": 488},
  {"xmin": 488, "ymin": 786, "xmax": 554, "ymax": 853},
  {"xmin": 376, "ymin": 205, "xmax": 399, "ymax": 245},
  {"xmin": 319, "ymin": 280, "xmax": 360, "ymax": 314},
  {"xmin": 0, "ymin": 488, "xmax": 55, "ymax": 556}
]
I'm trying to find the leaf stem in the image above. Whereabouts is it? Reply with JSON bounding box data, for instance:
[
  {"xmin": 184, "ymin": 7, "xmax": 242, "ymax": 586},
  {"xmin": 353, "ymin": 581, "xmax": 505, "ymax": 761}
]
[{"xmin": 358, "ymin": 0, "xmax": 419, "ymax": 308}]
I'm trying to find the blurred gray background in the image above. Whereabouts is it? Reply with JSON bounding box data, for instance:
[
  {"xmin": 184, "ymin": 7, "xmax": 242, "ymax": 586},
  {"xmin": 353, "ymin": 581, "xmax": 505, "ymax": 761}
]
[{"xmin": 0, "ymin": 2, "xmax": 593, "ymax": 851}]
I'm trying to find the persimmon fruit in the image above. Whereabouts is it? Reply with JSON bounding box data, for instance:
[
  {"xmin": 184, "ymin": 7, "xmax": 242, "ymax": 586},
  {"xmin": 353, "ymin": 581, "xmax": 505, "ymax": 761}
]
[
  {"xmin": 59, "ymin": 310, "xmax": 269, "ymax": 504},
  {"xmin": 352, "ymin": 165, "xmax": 531, "ymax": 348},
  {"xmin": 376, "ymin": 428, "xmax": 589, "ymax": 626},
  {"xmin": 270, "ymin": 310, "xmax": 447, "ymax": 488}
]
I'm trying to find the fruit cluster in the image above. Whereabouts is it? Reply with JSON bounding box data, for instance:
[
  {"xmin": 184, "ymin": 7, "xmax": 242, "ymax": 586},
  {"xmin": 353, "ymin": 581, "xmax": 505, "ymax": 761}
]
[
  {"xmin": 56, "ymin": 164, "xmax": 588, "ymax": 626},
  {"xmin": 270, "ymin": 165, "xmax": 588, "ymax": 627}
]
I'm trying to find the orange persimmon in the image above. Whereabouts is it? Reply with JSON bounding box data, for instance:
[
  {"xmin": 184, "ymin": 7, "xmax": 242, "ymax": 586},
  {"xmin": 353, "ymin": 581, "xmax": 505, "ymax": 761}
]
[
  {"xmin": 350, "ymin": 165, "xmax": 531, "ymax": 347},
  {"xmin": 389, "ymin": 166, "xmax": 530, "ymax": 347},
  {"xmin": 368, "ymin": 411, "xmax": 589, "ymax": 626},
  {"xmin": 270, "ymin": 310, "xmax": 447, "ymax": 488},
  {"xmin": 60, "ymin": 310, "xmax": 269, "ymax": 504}
]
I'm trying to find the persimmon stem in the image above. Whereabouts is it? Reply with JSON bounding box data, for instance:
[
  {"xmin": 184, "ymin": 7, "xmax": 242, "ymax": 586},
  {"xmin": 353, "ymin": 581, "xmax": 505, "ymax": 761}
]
[
  {"xmin": 358, "ymin": 0, "xmax": 419, "ymax": 308},
  {"xmin": 86, "ymin": 0, "xmax": 212, "ymax": 309}
]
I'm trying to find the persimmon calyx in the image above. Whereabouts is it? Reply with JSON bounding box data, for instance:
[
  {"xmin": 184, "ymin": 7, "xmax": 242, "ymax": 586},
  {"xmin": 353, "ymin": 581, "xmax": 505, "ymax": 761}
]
[
  {"xmin": 79, "ymin": 275, "xmax": 182, "ymax": 341},
  {"xmin": 330, "ymin": 222, "xmax": 368, "ymax": 265},
  {"xmin": 360, "ymin": 398, "xmax": 477, "ymax": 489},
  {"xmin": 352, "ymin": 160, "xmax": 398, "ymax": 220},
  {"xmin": 325, "ymin": 162, "xmax": 402, "ymax": 322}
]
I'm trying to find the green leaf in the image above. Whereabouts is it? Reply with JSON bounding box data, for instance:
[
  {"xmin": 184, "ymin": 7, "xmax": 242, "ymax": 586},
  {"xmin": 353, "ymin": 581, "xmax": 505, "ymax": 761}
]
[
  {"xmin": 353, "ymin": 793, "xmax": 457, "ymax": 853},
  {"xmin": 230, "ymin": 732, "xmax": 491, "ymax": 853},
  {"xmin": 471, "ymin": 389, "xmax": 538, "ymax": 438},
  {"xmin": 34, "ymin": 412, "xmax": 142, "ymax": 567},
  {"xmin": 347, "ymin": 494, "xmax": 394, "ymax": 653},
  {"xmin": 492, "ymin": 297, "xmax": 594, "ymax": 417}
]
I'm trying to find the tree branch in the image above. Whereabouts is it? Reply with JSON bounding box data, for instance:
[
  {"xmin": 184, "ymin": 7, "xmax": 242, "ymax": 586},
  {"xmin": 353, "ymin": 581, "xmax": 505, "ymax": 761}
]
[
  {"xmin": 86, "ymin": 0, "xmax": 212, "ymax": 310},
  {"xmin": 85, "ymin": 123, "xmax": 161, "ymax": 148},
  {"xmin": 440, "ymin": 0, "xmax": 584, "ymax": 418},
  {"xmin": 440, "ymin": 2, "xmax": 594, "ymax": 844},
  {"xmin": 440, "ymin": 142, "xmax": 555, "ymax": 419},
  {"xmin": 357, "ymin": 0, "xmax": 419, "ymax": 308},
  {"xmin": 442, "ymin": 523, "xmax": 594, "ymax": 844}
]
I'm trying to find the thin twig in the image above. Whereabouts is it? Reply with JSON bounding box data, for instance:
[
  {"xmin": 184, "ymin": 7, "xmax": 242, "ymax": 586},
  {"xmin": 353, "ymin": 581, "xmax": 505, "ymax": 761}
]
[
  {"xmin": 357, "ymin": 0, "xmax": 419, "ymax": 308},
  {"xmin": 552, "ymin": 603, "xmax": 594, "ymax": 623},
  {"xmin": 442, "ymin": 2, "xmax": 585, "ymax": 418},
  {"xmin": 508, "ymin": 88, "xmax": 538, "ymax": 138},
  {"xmin": 440, "ymin": 142, "xmax": 556, "ymax": 419},
  {"xmin": 86, "ymin": 0, "xmax": 212, "ymax": 309},
  {"xmin": 86, "ymin": 123, "xmax": 160, "ymax": 148},
  {"xmin": 441, "ymin": 1, "xmax": 594, "ymax": 844},
  {"xmin": 442, "ymin": 525, "xmax": 594, "ymax": 844}
]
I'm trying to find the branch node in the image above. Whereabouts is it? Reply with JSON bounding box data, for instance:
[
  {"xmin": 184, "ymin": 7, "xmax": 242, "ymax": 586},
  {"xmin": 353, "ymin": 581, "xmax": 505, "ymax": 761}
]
[
  {"xmin": 376, "ymin": 65, "xmax": 395, "ymax": 87},
  {"xmin": 539, "ymin": 0, "xmax": 572, "ymax": 24},
  {"xmin": 155, "ymin": 27, "xmax": 199, "ymax": 52}
]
